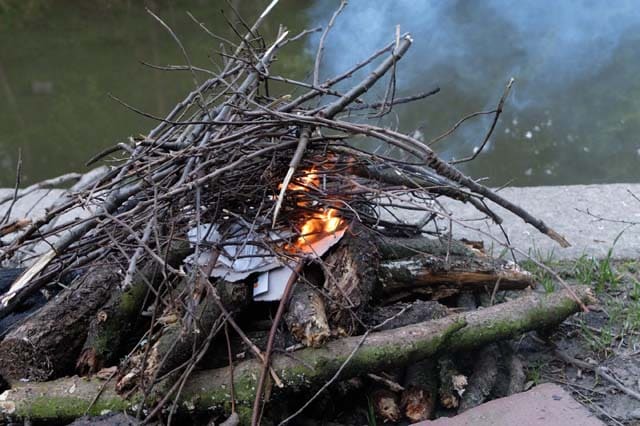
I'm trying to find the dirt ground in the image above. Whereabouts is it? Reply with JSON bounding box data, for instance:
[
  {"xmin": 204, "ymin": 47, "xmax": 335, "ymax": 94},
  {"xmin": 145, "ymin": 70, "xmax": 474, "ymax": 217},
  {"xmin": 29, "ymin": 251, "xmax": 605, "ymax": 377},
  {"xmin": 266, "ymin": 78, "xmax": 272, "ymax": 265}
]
[{"xmin": 519, "ymin": 257, "xmax": 640, "ymax": 425}]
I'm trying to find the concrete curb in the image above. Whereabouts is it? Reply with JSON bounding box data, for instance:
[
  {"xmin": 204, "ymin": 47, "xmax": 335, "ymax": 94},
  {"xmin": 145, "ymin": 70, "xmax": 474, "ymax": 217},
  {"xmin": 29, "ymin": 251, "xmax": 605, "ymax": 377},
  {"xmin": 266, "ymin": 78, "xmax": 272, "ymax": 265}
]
[{"xmin": 2, "ymin": 183, "xmax": 639, "ymax": 261}]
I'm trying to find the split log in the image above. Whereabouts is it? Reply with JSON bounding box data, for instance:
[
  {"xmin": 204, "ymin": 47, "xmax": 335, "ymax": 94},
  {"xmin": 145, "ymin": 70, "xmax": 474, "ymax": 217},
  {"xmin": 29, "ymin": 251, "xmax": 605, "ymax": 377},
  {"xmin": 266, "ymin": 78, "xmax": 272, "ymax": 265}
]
[
  {"xmin": 371, "ymin": 387, "xmax": 401, "ymax": 422},
  {"xmin": 380, "ymin": 253, "xmax": 534, "ymax": 300},
  {"xmin": 285, "ymin": 232, "xmax": 489, "ymax": 347},
  {"xmin": 438, "ymin": 357, "xmax": 467, "ymax": 409},
  {"xmin": 401, "ymin": 358, "xmax": 437, "ymax": 422},
  {"xmin": 0, "ymin": 268, "xmax": 116, "ymax": 381},
  {"xmin": 459, "ymin": 344, "xmax": 500, "ymax": 411},
  {"xmin": 284, "ymin": 280, "xmax": 330, "ymax": 348},
  {"xmin": 322, "ymin": 223, "xmax": 380, "ymax": 335},
  {"xmin": 0, "ymin": 286, "xmax": 593, "ymax": 423}
]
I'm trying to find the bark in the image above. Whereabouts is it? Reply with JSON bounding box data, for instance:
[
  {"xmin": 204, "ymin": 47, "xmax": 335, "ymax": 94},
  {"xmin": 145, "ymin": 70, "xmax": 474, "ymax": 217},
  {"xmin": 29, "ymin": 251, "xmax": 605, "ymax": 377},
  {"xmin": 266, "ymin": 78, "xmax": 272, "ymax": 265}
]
[
  {"xmin": 322, "ymin": 222, "xmax": 379, "ymax": 335},
  {"xmin": 438, "ymin": 357, "xmax": 467, "ymax": 409},
  {"xmin": 376, "ymin": 235, "xmax": 476, "ymax": 261},
  {"xmin": 0, "ymin": 268, "xmax": 116, "ymax": 381},
  {"xmin": 459, "ymin": 344, "xmax": 500, "ymax": 411},
  {"xmin": 77, "ymin": 241, "xmax": 192, "ymax": 376},
  {"xmin": 0, "ymin": 286, "xmax": 593, "ymax": 423}
]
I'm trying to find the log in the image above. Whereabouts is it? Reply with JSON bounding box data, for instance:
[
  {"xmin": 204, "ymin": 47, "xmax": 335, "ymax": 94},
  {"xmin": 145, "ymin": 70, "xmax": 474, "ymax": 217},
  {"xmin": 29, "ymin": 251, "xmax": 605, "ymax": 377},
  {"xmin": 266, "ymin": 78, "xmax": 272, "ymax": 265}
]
[
  {"xmin": 437, "ymin": 357, "xmax": 467, "ymax": 409},
  {"xmin": 364, "ymin": 300, "xmax": 449, "ymax": 331},
  {"xmin": 380, "ymin": 254, "xmax": 534, "ymax": 300},
  {"xmin": 0, "ymin": 268, "xmax": 117, "ymax": 381},
  {"xmin": 459, "ymin": 344, "xmax": 500, "ymax": 411},
  {"xmin": 371, "ymin": 387, "xmax": 401, "ymax": 422},
  {"xmin": 401, "ymin": 358, "xmax": 437, "ymax": 422},
  {"xmin": 376, "ymin": 235, "xmax": 476, "ymax": 261},
  {"xmin": 77, "ymin": 241, "xmax": 192, "ymax": 376},
  {"xmin": 322, "ymin": 223, "xmax": 380, "ymax": 335},
  {"xmin": 0, "ymin": 268, "xmax": 79, "ymax": 336},
  {"xmin": 0, "ymin": 286, "xmax": 593, "ymax": 423},
  {"xmin": 75, "ymin": 271, "xmax": 153, "ymax": 376},
  {"xmin": 284, "ymin": 280, "xmax": 330, "ymax": 348},
  {"xmin": 0, "ymin": 268, "xmax": 24, "ymax": 294},
  {"xmin": 115, "ymin": 278, "xmax": 250, "ymax": 392},
  {"xmin": 492, "ymin": 342, "xmax": 526, "ymax": 398}
]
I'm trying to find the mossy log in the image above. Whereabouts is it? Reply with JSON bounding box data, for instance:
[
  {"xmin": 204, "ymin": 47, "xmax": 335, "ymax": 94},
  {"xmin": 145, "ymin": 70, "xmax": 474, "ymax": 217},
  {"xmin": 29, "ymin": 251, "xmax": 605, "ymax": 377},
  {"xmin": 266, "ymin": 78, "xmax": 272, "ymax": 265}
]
[
  {"xmin": 0, "ymin": 286, "xmax": 593, "ymax": 424},
  {"xmin": 115, "ymin": 278, "xmax": 251, "ymax": 392},
  {"xmin": 77, "ymin": 241, "xmax": 192, "ymax": 376},
  {"xmin": 76, "ymin": 270, "xmax": 154, "ymax": 376}
]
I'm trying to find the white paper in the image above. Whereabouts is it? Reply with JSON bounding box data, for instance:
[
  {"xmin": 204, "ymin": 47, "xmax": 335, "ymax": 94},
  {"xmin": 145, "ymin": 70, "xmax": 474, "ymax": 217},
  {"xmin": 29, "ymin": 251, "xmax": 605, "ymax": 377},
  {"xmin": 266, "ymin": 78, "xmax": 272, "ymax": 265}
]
[{"xmin": 253, "ymin": 227, "xmax": 346, "ymax": 301}]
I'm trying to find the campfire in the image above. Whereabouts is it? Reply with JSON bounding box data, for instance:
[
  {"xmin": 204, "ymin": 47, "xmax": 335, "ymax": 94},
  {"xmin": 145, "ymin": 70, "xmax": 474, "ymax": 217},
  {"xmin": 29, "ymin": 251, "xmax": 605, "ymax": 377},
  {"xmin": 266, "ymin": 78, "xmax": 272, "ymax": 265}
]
[{"xmin": 0, "ymin": 2, "xmax": 591, "ymax": 426}]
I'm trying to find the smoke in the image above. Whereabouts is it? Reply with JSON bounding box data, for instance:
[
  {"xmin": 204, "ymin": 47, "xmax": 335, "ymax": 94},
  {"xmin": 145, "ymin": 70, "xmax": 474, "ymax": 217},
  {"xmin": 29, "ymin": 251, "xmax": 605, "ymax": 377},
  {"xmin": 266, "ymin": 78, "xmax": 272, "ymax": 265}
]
[
  {"xmin": 305, "ymin": 0, "xmax": 640, "ymax": 185},
  {"xmin": 307, "ymin": 0, "xmax": 639, "ymax": 107}
]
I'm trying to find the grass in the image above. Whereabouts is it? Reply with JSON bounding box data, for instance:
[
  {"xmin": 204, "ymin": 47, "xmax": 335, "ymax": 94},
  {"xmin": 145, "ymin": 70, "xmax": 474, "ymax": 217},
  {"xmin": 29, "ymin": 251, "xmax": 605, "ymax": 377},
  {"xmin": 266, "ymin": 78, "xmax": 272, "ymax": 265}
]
[
  {"xmin": 526, "ymin": 360, "xmax": 545, "ymax": 386},
  {"xmin": 520, "ymin": 246, "xmax": 559, "ymax": 293},
  {"xmin": 521, "ymin": 238, "xmax": 624, "ymax": 295},
  {"xmin": 572, "ymin": 252, "xmax": 621, "ymax": 292},
  {"xmin": 366, "ymin": 396, "xmax": 377, "ymax": 426},
  {"xmin": 519, "ymin": 237, "xmax": 640, "ymax": 359},
  {"xmin": 569, "ymin": 252, "xmax": 640, "ymax": 358}
]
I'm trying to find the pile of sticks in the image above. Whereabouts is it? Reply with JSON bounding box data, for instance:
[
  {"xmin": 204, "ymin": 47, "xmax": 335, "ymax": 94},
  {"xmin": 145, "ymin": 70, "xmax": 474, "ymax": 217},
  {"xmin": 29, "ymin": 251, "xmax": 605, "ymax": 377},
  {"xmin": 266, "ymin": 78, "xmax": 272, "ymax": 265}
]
[{"xmin": 0, "ymin": 2, "xmax": 585, "ymax": 425}]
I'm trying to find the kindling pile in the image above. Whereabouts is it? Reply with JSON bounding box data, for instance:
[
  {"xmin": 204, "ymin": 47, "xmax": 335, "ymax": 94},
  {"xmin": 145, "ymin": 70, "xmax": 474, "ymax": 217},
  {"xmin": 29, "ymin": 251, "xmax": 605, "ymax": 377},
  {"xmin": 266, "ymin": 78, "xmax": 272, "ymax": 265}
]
[{"xmin": 0, "ymin": 2, "xmax": 585, "ymax": 425}]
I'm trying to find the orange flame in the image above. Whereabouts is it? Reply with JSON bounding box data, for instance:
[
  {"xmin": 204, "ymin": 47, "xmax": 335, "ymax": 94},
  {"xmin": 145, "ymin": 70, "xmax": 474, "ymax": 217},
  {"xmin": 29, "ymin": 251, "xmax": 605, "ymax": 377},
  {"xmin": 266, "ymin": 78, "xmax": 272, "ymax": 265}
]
[
  {"xmin": 280, "ymin": 167, "xmax": 319, "ymax": 193},
  {"xmin": 297, "ymin": 208, "xmax": 342, "ymax": 246},
  {"xmin": 282, "ymin": 168, "xmax": 343, "ymax": 249}
]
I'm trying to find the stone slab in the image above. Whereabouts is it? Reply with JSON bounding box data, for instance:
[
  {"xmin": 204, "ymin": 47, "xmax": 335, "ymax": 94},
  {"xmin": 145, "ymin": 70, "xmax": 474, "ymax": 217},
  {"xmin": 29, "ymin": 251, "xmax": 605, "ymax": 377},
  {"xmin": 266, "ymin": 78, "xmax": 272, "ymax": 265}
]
[
  {"xmin": 415, "ymin": 383, "xmax": 604, "ymax": 426},
  {"xmin": 397, "ymin": 183, "xmax": 640, "ymax": 260}
]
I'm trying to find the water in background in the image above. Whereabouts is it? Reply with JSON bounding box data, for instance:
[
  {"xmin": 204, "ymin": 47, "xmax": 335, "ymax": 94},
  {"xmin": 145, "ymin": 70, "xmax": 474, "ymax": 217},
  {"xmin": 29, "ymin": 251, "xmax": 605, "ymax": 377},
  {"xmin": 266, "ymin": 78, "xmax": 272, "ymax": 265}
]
[{"xmin": 1, "ymin": 0, "xmax": 639, "ymax": 187}]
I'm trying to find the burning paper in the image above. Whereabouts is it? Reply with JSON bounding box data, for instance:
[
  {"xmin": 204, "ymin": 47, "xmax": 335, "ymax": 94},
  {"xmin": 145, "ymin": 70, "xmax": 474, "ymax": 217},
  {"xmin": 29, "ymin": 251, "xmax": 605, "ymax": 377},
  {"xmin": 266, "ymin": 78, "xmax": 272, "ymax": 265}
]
[
  {"xmin": 185, "ymin": 212, "xmax": 347, "ymax": 301},
  {"xmin": 253, "ymin": 227, "xmax": 346, "ymax": 301}
]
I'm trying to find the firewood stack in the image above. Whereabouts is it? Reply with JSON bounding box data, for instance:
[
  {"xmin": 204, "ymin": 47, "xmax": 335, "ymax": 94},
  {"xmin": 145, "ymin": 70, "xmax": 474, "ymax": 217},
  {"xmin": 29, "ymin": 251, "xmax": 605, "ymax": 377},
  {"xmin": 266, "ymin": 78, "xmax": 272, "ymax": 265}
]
[{"xmin": 0, "ymin": 2, "xmax": 591, "ymax": 425}]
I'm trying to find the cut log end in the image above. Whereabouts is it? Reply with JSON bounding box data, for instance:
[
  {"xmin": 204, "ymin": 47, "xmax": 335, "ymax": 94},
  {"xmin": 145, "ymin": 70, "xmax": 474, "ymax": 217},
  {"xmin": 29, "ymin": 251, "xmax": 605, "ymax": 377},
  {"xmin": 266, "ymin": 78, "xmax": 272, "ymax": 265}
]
[{"xmin": 401, "ymin": 387, "xmax": 435, "ymax": 422}]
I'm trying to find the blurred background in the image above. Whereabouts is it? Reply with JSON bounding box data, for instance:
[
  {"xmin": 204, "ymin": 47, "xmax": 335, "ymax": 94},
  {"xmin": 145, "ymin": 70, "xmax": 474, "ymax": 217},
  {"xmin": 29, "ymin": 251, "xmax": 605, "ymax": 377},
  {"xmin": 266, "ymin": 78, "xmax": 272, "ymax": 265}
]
[{"xmin": 1, "ymin": 0, "xmax": 639, "ymax": 187}]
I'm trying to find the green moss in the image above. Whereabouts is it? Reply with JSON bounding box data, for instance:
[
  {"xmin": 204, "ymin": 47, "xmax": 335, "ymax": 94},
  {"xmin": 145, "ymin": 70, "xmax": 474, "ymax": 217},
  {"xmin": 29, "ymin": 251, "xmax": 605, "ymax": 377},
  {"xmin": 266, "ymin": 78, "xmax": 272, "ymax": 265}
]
[
  {"xmin": 451, "ymin": 296, "xmax": 579, "ymax": 349},
  {"xmin": 19, "ymin": 395, "xmax": 132, "ymax": 420},
  {"xmin": 119, "ymin": 280, "xmax": 147, "ymax": 316}
]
